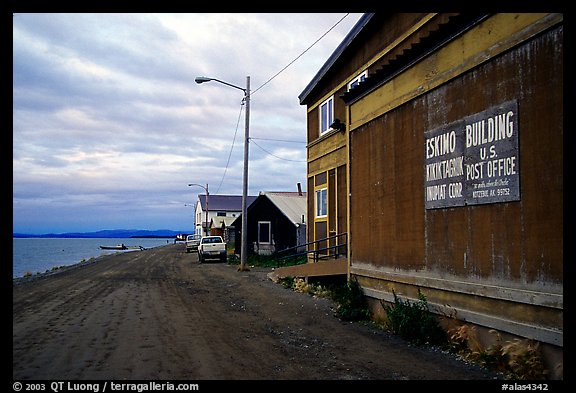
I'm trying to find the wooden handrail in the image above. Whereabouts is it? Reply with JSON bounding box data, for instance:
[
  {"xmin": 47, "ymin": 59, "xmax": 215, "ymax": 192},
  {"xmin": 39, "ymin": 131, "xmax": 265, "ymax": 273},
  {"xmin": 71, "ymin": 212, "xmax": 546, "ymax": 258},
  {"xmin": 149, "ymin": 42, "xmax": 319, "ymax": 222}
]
[{"xmin": 274, "ymin": 232, "xmax": 347, "ymax": 267}]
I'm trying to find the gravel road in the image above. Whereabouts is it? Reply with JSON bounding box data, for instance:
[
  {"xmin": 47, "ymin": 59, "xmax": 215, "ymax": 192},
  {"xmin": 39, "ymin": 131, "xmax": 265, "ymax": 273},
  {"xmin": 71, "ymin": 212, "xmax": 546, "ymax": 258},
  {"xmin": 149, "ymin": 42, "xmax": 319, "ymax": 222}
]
[{"xmin": 13, "ymin": 243, "xmax": 500, "ymax": 381}]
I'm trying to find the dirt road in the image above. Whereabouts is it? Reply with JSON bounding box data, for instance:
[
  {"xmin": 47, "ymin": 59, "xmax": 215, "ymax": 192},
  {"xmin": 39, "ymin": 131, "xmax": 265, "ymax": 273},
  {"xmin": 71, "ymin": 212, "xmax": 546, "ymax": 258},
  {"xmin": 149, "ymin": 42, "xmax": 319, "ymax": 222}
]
[{"xmin": 13, "ymin": 244, "xmax": 499, "ymax": 381}]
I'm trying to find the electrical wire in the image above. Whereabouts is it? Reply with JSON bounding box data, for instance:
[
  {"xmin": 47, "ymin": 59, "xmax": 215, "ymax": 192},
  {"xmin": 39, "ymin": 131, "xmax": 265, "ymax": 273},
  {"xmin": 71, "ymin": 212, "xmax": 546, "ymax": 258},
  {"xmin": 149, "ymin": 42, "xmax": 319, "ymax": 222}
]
[
  {"xmin": 214, "ymin": 14, "xmax": 349, "ymax": 189},
  {"xmin": 251, "ymin": 13, "xmax": 350, "ymax": 96},
  {"xmin": 250, "ymin": 137, "xmax": 306, "ymax": 144},
  {"xmin": 250, "ymin": 139, "xmax": 307, "ymax": 163},
  {"xmin": 214, "ymin": 100, "xmax": 244, "ymax": 194}
]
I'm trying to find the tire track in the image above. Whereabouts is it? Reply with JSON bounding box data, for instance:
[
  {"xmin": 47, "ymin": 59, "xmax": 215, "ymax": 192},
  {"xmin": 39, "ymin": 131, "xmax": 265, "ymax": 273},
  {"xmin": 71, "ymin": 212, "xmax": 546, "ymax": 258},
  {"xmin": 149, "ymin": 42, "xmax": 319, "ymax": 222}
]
[{"xmin": 13, "ymin": 244, "xmax": 501, "ymax": 380}]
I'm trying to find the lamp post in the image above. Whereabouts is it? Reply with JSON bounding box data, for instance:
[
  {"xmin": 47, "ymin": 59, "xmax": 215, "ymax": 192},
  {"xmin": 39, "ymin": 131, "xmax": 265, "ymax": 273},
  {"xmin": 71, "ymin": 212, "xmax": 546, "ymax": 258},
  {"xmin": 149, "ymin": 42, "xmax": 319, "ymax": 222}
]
[
  {"xmin": 195, "ymin": 76, "xmax": 250, "ymax": 272},
  {"xmin": 188, "ymin": 183, "xmax": 209, "ymax": 237}
]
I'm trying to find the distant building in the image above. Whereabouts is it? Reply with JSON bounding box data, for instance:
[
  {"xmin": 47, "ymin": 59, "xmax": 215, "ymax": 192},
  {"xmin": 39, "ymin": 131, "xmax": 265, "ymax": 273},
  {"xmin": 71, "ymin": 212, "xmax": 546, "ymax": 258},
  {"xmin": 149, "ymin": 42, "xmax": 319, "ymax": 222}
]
[
  {"xmin": 232, "ymin": 191, "xmax": 307, "ymax": 256},
  {"xmin": 209, "ymin": 217, "xmax": 236, "ymax": 243},
  {"xmin": 194, "ymin": 194, "xmax": 257, "ymax": 236}
]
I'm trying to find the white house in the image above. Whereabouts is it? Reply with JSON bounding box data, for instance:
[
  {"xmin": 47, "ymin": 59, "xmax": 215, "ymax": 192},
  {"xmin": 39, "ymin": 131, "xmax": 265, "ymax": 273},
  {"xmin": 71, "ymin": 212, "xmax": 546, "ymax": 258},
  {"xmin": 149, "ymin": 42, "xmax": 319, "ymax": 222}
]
[{"xmin": 194, "ymin": 194, "xmax": 257, "ymax": 236}]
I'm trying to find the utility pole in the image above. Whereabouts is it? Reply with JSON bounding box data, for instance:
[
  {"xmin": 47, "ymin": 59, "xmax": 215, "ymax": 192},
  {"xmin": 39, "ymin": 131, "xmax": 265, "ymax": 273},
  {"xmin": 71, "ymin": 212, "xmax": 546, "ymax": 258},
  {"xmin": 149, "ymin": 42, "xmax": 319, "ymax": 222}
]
[
  {"xmin": 194, "ymin": 75, "xmax": 250, "ymax": 272},
  {"xmin": 204, "ymin": 183, "xmax": 209, "ymax": 237},
  {"xmin": 239, "ymin": 76, "xmax": 250, "ymax": 271}
]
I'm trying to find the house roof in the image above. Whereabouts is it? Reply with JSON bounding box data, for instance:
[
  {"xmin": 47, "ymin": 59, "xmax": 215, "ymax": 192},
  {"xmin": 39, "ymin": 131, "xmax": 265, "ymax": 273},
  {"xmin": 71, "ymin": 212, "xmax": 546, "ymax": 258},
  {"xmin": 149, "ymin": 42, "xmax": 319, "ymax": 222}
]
[
  {"xmin": 197, "ymin": 194, "xmax": 257, "ymax": 211},
  {"xmin": 230, "ymin": 191, "xmax": 307, "ymax": 227},
  {"xmin": 298, "ymin": 13, "xmax": 374, "ymax": 105},
  {"xmin": 211, "ymin": 217, "xmax": 237, "ymax": 228},
  {"xmin": 261, "ymin": 192, "xmax": 307, "ymax": 225}
]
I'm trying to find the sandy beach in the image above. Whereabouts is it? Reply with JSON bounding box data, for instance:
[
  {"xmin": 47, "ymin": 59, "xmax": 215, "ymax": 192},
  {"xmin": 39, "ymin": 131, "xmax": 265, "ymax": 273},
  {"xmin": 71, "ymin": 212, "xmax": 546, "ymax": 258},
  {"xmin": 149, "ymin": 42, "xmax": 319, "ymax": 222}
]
[{"xmin": 13, "ymin": 243, "xmax": 500, "ymax": 381}]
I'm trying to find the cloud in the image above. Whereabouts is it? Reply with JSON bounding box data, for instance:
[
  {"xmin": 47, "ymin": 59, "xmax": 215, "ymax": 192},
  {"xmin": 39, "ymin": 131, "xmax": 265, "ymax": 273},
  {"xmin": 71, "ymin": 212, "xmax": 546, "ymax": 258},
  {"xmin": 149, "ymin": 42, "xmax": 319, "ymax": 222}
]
[{"xmin": 12, "ymin": 12, "xmax": 364, "ymax": 233}]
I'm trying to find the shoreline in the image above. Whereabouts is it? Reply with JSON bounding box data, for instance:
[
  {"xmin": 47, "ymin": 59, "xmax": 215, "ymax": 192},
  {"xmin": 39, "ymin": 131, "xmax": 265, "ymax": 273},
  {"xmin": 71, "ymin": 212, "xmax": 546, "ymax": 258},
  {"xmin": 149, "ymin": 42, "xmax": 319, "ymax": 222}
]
[
  {"xmin": 11, "ymin": 246, "xmax": 163, "ymax": 285},
  {"xmin": 12, "ymin": 253, "xmax": 110, "ymax": 286},
  {"xmin": 13, "ymin": 241, "xmax": 173, "ymax": 283}
]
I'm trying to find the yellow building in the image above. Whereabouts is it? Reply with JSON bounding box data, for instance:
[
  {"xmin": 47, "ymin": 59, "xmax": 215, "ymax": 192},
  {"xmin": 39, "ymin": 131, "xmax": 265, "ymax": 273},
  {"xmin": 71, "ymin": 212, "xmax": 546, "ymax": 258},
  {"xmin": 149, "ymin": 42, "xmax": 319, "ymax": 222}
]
[{"xmin": 300, "ymin": 13, "xmax": 563, "ymax": 379}]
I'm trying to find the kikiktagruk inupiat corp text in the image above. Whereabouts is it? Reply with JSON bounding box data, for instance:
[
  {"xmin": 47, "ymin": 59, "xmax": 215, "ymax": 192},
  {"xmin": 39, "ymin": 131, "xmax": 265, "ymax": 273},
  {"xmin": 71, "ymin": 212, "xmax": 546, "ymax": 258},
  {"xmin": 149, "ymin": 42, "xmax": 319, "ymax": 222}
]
[{"xmin": 424, "ymin": 99, "xmax": 520, "ymax": 209}]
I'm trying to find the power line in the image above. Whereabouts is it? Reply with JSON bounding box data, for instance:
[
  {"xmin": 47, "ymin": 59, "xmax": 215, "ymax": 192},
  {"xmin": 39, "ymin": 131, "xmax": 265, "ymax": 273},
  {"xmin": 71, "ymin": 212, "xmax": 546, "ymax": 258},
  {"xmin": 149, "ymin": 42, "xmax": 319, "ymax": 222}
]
[
  {"xmin": 250, "ymin": 139, "xmax": 306, "ymax": 163},
  {"xmin": 215, "ymin": 100, "xmax": 244, "ymax": 194},
  {"xmin": 214, "ymin": 14, "xmax": 350, "ymax": 189},
  {"xmin": 251, "ymin": 13, "xmax": 350, "ymax": 96},
  {"xmin": 250, "ymin": 137, "xmax": 306, "ymax": 144}
]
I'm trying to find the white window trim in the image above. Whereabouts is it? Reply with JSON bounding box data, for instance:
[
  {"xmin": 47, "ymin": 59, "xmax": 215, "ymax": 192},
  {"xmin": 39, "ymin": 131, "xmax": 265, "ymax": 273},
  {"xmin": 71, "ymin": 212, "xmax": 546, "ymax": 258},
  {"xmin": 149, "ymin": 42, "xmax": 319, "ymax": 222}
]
[
  {"xmin": 347, "ymin": 70, "xmax": 368, "ymax": 91},
  {"xmin": 315, "ymin": 188, "xmax": 327, "ymax": 218},
  {"xmin": 258, "ymin": 221, "xmax": 272, "ymax": 244},
  {"xmin": 319, "ymin": 96, "xmax": 334, "ymax": 135}
]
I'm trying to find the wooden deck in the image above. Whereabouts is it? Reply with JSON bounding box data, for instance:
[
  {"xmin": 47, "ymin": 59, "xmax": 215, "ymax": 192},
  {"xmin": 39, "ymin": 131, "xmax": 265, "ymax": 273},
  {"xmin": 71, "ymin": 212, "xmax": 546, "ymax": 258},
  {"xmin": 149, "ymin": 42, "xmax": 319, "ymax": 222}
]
[{"xmin": 267, "ymin": 257, "xmax": 348, "ymax": 282}]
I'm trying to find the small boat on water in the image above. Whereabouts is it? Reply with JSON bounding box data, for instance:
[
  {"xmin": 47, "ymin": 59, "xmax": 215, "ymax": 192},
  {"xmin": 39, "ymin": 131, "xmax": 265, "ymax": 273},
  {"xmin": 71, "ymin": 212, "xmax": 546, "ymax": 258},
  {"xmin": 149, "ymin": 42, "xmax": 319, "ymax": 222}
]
[
  {"xmin": 99, "ymin": 244, "xmax": 145, "ymax": 251},
  {"xmin": 100, "ymin": 244, "xmax": 128, "ymax": 250}
]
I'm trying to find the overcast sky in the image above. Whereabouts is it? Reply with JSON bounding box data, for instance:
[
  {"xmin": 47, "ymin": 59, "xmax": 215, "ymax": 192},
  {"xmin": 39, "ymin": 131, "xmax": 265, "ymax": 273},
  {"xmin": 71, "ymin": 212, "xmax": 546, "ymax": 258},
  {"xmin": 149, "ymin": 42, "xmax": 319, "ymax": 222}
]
[{"xmin": 12, "ymin": 13, "xmax": 364, "ymax": 234}]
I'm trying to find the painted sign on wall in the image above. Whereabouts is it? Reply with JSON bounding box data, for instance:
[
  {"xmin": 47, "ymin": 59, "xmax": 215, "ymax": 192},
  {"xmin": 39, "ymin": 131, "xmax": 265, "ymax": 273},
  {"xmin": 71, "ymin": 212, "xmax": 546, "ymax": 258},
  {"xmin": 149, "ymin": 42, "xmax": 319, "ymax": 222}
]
[{"xmin": 424, "ymin": 100, "xmax": 520, "ymax": 209}]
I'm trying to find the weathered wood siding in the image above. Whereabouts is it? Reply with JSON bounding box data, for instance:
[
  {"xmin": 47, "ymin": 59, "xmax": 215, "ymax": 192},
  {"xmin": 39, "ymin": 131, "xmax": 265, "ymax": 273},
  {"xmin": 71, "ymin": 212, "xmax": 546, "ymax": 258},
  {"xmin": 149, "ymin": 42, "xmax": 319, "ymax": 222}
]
[{"xmin": 349, "ymin": 15, "xmax": 563, "ymax": 348}]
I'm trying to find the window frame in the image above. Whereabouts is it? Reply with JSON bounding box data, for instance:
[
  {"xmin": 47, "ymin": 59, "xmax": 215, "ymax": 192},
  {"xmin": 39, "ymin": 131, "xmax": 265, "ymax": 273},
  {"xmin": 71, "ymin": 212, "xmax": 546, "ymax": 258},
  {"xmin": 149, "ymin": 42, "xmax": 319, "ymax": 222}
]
[
  {"xmin": 258, "ymin": 221, "xmax": 272, "ymax": 244},
  {"xmin": 319, "ymin": 96, "xmax": 334, "ymax": 135},
  {"xmin": 315, "ymin": 188, "xmax": 328, "ymax": 218},
  {"xmin": 347, "ymin": 70, "xmax": 368, "ymax": 91}
]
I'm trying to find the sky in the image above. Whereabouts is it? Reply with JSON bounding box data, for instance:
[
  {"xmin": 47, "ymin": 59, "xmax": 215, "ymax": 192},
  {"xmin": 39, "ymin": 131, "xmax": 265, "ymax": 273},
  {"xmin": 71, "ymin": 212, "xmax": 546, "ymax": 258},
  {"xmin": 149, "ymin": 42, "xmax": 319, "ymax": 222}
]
[{"xmin": 12, "ymin": 13, "xmax": 365, "ymax": 234}]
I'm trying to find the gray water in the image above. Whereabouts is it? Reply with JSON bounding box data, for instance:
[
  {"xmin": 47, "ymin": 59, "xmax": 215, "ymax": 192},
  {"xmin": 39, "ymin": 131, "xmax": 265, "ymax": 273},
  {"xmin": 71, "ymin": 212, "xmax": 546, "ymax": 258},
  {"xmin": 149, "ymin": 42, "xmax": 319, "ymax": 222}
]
[{"xmin": 12, "ymin": 238, "xmax": 172, "ymax": 278}]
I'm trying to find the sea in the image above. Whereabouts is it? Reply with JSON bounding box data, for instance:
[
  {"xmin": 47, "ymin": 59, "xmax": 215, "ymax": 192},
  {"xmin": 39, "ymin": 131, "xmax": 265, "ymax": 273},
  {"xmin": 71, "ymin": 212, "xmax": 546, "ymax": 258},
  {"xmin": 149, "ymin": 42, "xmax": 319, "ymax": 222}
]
[{"xmin": 12, "ymin": 238, "xmax": 173, "ymax": 279}]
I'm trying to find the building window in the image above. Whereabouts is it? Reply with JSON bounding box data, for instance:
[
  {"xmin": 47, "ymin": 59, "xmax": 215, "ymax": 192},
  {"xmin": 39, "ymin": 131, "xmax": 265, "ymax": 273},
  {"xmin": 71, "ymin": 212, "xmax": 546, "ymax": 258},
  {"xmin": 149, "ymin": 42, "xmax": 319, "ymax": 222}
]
[
  {"xmin": 316, "ymin": 188, "xmax": 327, "ymax": 218},
  {"xmin": 258, "ymin": 221, "xmax": 271, "ymax": 244},
  {"xmin": 217, "ymin": 211, "xmax": 226, "ymax": 216},
  {"xmin": 319, "ymin": 96, "xmax": 334, "ymax": 135},
  {"xmin": 347, "ymin": 70, "xmax": 368, "ymax": 91}
]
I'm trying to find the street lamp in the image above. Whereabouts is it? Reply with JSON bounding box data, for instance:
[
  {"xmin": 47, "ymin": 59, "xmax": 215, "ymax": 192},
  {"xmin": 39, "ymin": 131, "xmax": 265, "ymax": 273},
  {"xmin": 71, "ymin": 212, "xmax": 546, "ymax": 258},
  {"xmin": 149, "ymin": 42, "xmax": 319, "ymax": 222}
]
[
  {"xmin": 189, "ymin": 183, "xmax": 209, "ymax": 237},
  {"xmin": 195, "ymin": 75, "xmax": 250, "ymax": 272}
]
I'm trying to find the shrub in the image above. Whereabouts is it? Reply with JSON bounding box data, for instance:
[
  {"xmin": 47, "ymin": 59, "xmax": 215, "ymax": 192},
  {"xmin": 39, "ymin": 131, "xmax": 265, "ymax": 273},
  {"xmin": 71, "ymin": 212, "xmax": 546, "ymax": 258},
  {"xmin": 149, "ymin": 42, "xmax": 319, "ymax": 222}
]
[
  {"xmin": 277, "ymin": 276, "xmax": 295, "ymax": 289},
  {"xmin": 382, "ymin": 289, "xmax": 447, "ymax": 346},
  {"xmin": 330, "ymin": 278, "xmax": 370, "ymax": 321}
]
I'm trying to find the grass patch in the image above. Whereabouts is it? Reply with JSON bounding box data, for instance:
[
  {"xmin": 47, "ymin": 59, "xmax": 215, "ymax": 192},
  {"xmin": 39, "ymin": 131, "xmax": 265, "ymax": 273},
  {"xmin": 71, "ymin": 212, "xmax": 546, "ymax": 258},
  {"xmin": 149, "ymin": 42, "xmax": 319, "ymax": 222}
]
[{"xmin": 447, "ymin": 324, "xmax": 548, "ymax": 380}]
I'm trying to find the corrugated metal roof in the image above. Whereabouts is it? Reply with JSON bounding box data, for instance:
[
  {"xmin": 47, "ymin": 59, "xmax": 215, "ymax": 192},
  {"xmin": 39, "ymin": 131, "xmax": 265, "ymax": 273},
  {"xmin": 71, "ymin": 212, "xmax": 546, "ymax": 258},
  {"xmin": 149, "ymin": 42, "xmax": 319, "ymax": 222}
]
[
  {"xmin": 198, "ymin": 194, "xmax": 257, "ymax": 211},
  {"xmin": 229, "ymin": 191, "xmax": 307, "ymax": 228},
  {"xmin": 264, "ymin": 192, "xmax": 307, "ymax": 225}
]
